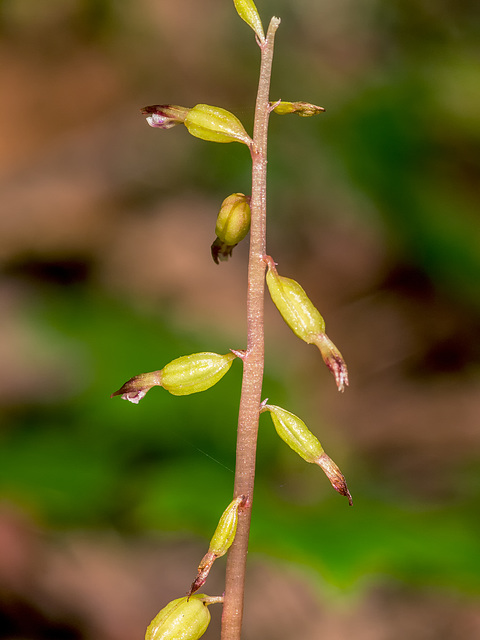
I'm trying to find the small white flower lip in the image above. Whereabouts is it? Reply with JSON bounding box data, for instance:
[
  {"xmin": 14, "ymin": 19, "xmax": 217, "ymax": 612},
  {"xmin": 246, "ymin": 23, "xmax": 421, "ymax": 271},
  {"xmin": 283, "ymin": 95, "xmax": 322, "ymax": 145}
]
[{"xmin": 146, "ymin": 114, "xmax": 177, "ymax": 129}]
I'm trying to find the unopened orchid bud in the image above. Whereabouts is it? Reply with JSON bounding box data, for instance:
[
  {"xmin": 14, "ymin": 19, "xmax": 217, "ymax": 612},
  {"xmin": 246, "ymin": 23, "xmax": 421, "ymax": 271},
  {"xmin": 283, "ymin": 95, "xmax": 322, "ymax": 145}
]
[
  {"xmin": 262, "ymin": 404, "xmax": 324, "ymax": 463},
  {"xmin": 189, "ymin": 495, "xmax": 245, "ymax": 595},
  {"xmin": 112, "ymin": 352, "xmax": 236, "ymax": 403},
  {"xmin": 145, "ymin": 594, "xmax": 211, "ymax": 640},
  {"xmin": 141, "ymin": 105, "xmax": 190, "ymax": 129},
  {"xmin": 211, "ymin": 193, "xmax": 251, "ymax": 263},
  {"xmin": 184, "ymin": 104, "xmax": 252, "ymax": 145},
  {"xmin": 161, "ymin": 352, "xmax": 236, "ymax": 396},
  {"xmin": 264, "ymin": 256, "xmax": 348, "ymax": 392},
  {"xmin": 233, "ymin": 0, "xmax": 265, "ymax": 42},
  {"xmin": 262, "ymin": 404, "xmax": 352, "ymax": 504},
  {"xmin": 265, "ymin": 256, "xmax": 325, "ymax": 340},
  {"xmin": 270, "ymin": 101, "xmax": 325, "ymax": 117}
]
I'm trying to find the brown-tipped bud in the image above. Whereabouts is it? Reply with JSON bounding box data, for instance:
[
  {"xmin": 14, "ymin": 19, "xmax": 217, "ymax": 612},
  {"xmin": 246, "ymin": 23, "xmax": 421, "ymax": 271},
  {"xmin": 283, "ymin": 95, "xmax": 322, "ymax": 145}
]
[
  {"xmin": 189, "ymin": 495, "xmax": 245, "ymax": 596},
  {"xmin": 264, "ymin": 256, "xmax": 348, "ymax": 391},
  {"xmin": 112, "ymin": 352, "xmax": 236, "ymax": 402},
  {"xmin": 315, "ymin": 453, "xmax": 353, "ymax": 506},
  {"xmin": 271, "ymin": 101, "xmax": 325, "ymax": 117},
  {"xmin": 310, "ymin": 333, "xmax": 349, "ymax": 392},
  {"xmin": 141, "ymin": 105, "xmax": 190, "ymax": 129},
  {"xmin": 145, "ymin": 594, "xmax": 211, "ymax": 640},
  {"xmin": 111, "ymin": 371, "xmax": 162, "ymax": 404},
  {"xmin": 211, "ymin": 193, "xmax": 251, "ymax": 263},
  {"xmin": 184, "ymin": 104, "xmax": 252, "ymax": 145},
  {"xmin": 262, "ymin": 404, "xmax": 352, "ymax": 504},
  {"xmin": 233, "ymin": 0, "xmax": 265, "ymax": 42},
  {"xmin": 161, "ymin": 352, "xmax": 236, "ymax": 396}
]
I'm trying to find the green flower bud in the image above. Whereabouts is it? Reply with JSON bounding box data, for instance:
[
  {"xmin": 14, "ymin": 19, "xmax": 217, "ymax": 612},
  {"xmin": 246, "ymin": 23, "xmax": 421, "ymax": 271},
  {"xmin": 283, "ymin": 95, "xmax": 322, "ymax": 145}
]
[
  {"xmin": 270, "ymin": 101, "xmax": 325, "ymax": 117},
  {"xmin": 184, "ymin": 104, "xmax": 252, "ymax": 145},
  {"xmin": 141, "ymin": 105, "xmax": 190, "ymax": 129},
  {"xmin": 211, "ymin": 193, "xmax": 251, "ymax": 264},
  {"xmin": 262, "ymin": 404, "xmax": 352, "ymax": 505},
  {"xmin": 209, "ymin": 494, "xmax": 244, "ymax": 557},
  {"xmin": 265, "ymin": 256, "xmax": 325, "ymax": 341},
  {"xmin": 262, "ymin": 404, "xmax": 324, "ymax": 463},
  {"xmin": 264, "ymin": 256, "xmax": 348, "ymax": 392},
  {"xmin": 233, "ymin": 0, "xmax": 265, "ymax": 42},
  {"xmin": 161, "ymin": 352, "xmax": 236, "ymax": 396},
  {"xmin": 189, "ymin": 495, "xmax": 245, "ymax": 596},
  {"xmin": 111, "ymin": 352, "xmax": 237, "ymax": 402},
  {"xmin": 145, "ymin": 595, "xmax": 211, "ymax": 640}
]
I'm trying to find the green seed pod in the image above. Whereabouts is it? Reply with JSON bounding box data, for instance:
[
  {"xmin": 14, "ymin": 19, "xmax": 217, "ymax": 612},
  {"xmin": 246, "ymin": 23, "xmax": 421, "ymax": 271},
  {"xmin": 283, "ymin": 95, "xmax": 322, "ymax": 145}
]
[
  {"xmin": 265, "ymin": 256, "xmax": 348, "ymax": 392},
  {"xmin": 262, "ymin": 404, "xmax": 324, "ymax": 463},
  {"xmin": 265, "ymin": 256, "xmax": 326, "ymax": 341},
  {"xmin": 233, "ymin": 0, "xmax": 265, "ymax": 42},
  {"xmin": 211, "ymin": 193, "xmax": 251, "ymax": 263},
  {"xmin": 184, "ymin": 104, "xmax": 252, "ymax": 145},
  {"xmin": 161, "ymin": 352, "xmax": 236, "ymax": 396},
  {"xmin": 145, "ymin": 595, "xmax": 211, "ymax": 640},
  {"xmin": 262, "ymin": 404, "xmax": 352, "ymax": 504},
  {"xmin": 270, "ymin": 101, "xmax": 325, "ymax": 117}
]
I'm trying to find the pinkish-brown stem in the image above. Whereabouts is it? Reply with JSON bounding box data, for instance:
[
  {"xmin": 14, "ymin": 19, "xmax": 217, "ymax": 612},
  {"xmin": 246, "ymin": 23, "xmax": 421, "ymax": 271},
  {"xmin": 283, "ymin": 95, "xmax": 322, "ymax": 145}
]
[{"xmin": 220, "ymin": 16, "xmax": 281, "ymax": 640}]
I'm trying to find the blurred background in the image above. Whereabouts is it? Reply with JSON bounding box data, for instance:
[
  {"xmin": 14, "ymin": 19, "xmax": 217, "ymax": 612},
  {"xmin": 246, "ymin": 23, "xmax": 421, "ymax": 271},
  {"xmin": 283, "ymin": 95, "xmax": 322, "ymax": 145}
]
[{"xmin": 0, "ymin": 0, "xmax": 479, "ymax": 638}]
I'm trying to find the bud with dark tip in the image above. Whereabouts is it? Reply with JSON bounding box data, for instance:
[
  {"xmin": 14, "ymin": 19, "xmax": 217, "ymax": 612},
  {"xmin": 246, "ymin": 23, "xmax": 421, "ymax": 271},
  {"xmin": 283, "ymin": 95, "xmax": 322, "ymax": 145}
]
[
  {"xmin": 270, "ymin": 101, "xmax": 325, "ymax": 117},
  {"xmin": 262, "ymin": 404, "xmax": 352, "ymax": 504},
  {"xmin": 145, "ymin": 594, "xmax": 212, "ymax": 640},
  {"xmin": 141, "ymin": 105, "xmax": 190, "ymax": 129},
  {"xmin": 112, "ymin": 352, "xmax": 237, "ymax": 403},
  {"xmin": 211, "ymin": 193, "xmax": 251, "ymax": 263},
  {"xmin": 189, "ymin": 495, "xmax": 245, "ymax": 595},
  {"xmin": 264, "ymin": 255, "xmax": 348, "ymax": 392}
]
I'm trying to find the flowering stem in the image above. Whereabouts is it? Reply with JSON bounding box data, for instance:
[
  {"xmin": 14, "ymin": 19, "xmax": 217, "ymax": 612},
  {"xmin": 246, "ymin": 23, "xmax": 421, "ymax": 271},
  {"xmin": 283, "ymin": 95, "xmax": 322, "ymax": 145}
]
[{"xmin": 221, "ymin": 16, "xmax": 280, "ymax": 640}]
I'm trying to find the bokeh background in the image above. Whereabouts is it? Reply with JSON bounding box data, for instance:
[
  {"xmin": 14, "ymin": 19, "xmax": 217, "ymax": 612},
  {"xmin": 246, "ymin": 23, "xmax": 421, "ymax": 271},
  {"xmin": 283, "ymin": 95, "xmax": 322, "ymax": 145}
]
[{"xmin": 1, "ymin": 0, "xmax": 479, "ymax": 638}]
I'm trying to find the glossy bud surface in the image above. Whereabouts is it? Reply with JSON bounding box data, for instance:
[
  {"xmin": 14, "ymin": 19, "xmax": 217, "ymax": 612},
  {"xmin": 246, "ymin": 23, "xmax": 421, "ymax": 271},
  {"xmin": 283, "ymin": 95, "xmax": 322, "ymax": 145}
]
[
  {"xmin": 161, "ymin": 352, "xmax": 236, "ymax": 396},
  {"xmin": 145, "ymin": 595, "xmax": 210, "ymax": 640},
  {"xmin": 265, "ymin": 257, "xmax": 325, "ymax": 341},
  {"xmin": 185, "ymin": 104, "xmax": 252, "ymax": 145},
  {"xmin": 263, "ymin": 404, "xmax": 324, "ymax": 463},
  {"xmin": 233, "ymin": 0, "xmax": 265, "ymax": 42}
]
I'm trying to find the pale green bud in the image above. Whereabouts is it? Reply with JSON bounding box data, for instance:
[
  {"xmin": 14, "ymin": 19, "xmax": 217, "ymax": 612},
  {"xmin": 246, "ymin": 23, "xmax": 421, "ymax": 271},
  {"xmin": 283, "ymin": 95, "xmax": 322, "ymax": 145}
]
[
  {"xmin": 265, "ymin": 256, "xmax": 325, "ymax": 341},
  {"xmin": 233, "ymin": 0, "xmax": 265, "ymax": 42},
  {"xmin": 262, "ymin": 404, "xmax": 324, "ymax": 463},
  {"xmin": 161, "ymin": 352, "xmax": 236, "ymax": 396},
  {"xmin": 184, "ymin": 104, "xmax": 252, "ymax": 145},
  {"xmin": 112, "ymin": 352, "xmax": 236, "ymax": 402},
  {"xmin": 262, "ymin": 404, "xmax": 352, "ymax": 504},
  {"xmin": 189, "ymin": 495, "xmax": 245, "ymax": 596},
  {"xmin": 209, "ymin": 495, "xmax": 244, "ymax": 557},
  {"xmin": 270, "ymin": 101, "xmax": 325, "ymax": 117},
  {"xmin": 145, "ymin": 595, "xmax": 211, "ymax": 640},
  {"xmin": 212, "ymin": 193, "xmax": 251, "ymax": 263},
  {"xmin": 265, "ymin": 256, "xmax": 348, "ymax": 392}
]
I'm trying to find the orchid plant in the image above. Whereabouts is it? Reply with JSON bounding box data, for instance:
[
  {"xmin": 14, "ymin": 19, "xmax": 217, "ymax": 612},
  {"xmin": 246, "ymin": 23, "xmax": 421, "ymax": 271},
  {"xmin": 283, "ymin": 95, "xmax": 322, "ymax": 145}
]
[{"xmin": 112, "ymin": 2, "xmax": 351, "ymax": 638}]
